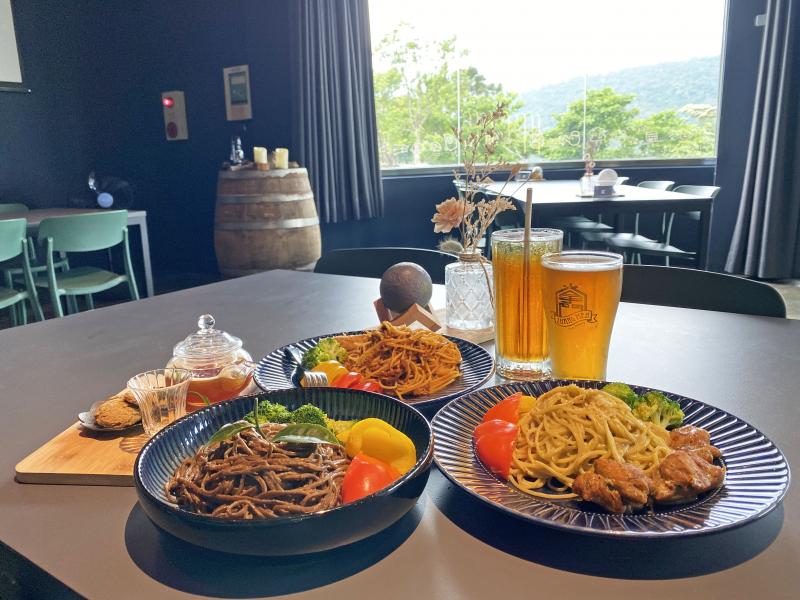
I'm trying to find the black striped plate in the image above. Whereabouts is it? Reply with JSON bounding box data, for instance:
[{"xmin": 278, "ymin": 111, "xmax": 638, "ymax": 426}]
[
  {"xmin": 432, "ymin": 380, "xmax": 790, "ymax": 538},
  {"xmin": 255, "ymin": 331, "xmax": 495, "ymax": 409}
]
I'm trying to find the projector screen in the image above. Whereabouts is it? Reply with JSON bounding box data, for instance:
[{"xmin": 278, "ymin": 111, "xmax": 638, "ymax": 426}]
[{"xmin": 0, "ymin": 0, "xmax": 25, "ymax": 89}]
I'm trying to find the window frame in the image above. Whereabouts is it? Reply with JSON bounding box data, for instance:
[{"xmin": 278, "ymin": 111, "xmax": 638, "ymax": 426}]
[{"xmin": 380, "ymin": 157, "xmax": 717, "ymax": 178}]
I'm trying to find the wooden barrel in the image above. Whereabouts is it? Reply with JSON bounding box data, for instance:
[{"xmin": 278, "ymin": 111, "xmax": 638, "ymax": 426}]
[{"xmin": 214, "ymin": 168, "xmax": 322, "ymax": 277}]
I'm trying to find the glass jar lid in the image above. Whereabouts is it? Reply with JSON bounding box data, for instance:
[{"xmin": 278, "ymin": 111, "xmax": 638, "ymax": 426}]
[{"xmin": 172, "ymin": 314, "xmax": 243, "ymax": 366}]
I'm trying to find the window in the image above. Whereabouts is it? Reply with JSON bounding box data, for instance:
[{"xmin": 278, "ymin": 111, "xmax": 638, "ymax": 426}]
[{"xmin": 369, "ymin": 0, "xmax": 725, "ymax": 169}]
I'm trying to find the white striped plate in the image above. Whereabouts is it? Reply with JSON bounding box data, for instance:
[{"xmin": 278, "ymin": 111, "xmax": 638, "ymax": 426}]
[{"xmin": 432, "ymin": 380, "xmax": 790, "ymax": 538}]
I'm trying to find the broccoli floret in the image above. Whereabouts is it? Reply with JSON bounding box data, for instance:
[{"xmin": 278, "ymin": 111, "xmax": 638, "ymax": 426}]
[
  {"xmin": 631, "ymin": 390, "xmax": 685, "ymax": 429},
  {"xmin": 602, "ymin": 382, "xmax": 639, "ymax": 408},
  {"xmin": 290, "ymin": 404, "xmax": 328, "ymax": 427},
  {"xmin": 244, "ymin": 400, "xmax": 292, "ymax": 425},
  {"xmin": 301, "ymin": 338, "xmax": 347, "ymax": 370}
]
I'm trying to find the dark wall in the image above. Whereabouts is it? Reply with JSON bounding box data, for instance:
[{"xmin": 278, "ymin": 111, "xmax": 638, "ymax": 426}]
[
  {"xmin": 2, "ymin": 0, "xmax": 292, "ymax": 276},
  {"xmin": 0, "ymin": 2, "xmax": 97, "ymax": 206},
  {"xmin": 83, "ymin": 1, "xmax": 294, "ymax": 274}
]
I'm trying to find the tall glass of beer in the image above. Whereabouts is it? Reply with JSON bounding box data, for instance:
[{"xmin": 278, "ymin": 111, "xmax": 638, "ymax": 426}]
[
  {"xmin": 541, "ymin": 251, "xmax": 623, "ymax": 380},
  {"xmin": 492, "ymin": 228, "xmax": 563, "ymax": 379}
]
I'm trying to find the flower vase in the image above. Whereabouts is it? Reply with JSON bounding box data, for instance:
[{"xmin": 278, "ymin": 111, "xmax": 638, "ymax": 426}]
[{"xmin": 445, "ymin": 251, "xmax": 493, "ymax": 331}]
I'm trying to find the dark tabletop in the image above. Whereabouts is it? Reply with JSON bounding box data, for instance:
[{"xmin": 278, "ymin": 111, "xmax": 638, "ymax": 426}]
[{"xmin": 0, "ymin": 270, "xmax": 797, "ymax": 599}]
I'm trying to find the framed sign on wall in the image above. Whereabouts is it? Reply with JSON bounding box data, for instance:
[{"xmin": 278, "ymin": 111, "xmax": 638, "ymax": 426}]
[
  {"xmin": 0, "ymin": 0, "xmax": 28, "ymax": 92},
  {"xmin": 223, "ymin": 64, "xmax": 252, "ymax": 121}
]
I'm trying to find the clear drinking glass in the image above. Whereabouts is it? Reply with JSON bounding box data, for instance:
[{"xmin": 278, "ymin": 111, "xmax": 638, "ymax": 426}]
[
  {"xmin": 541, "ymin": 251, "xmax": 623, "ymax": 380},
  {"xmin": 127, "ymin": 368, "xmax": 192, "ymax": 436},
  {"xmin": 491, "ymin": 228, "xmax": 563, "ymax": 379}
]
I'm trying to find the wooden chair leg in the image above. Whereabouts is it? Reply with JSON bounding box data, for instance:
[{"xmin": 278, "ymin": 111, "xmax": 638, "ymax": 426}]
[
  {"xmin": 66, "ymin": 295, "xmax": 78, "ymax": 315},
  {"xmin": 85, "ymin": 294, "xmax": 95, "ymax": 310}
]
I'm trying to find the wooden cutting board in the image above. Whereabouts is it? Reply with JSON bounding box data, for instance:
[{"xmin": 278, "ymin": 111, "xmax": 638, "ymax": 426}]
[{"xmin": 15, "ymin": 423, "xmax": 148, "ymax": 486}]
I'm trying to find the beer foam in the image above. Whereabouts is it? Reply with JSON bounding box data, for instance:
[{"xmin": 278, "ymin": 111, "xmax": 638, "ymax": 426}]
[{"xmin": 542, "ymin": 253, "xmax": 623, "ymax": 272}]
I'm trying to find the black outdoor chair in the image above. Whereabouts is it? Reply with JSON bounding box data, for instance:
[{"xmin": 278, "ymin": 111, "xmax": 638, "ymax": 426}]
[
  {"xmin": 609, "ymin": 185, "xmax": 720, "ymax": 266},
  {"xmin": 314, "ymin": 247, "xmax": 458, "ymax": 284},
  {"xmin": 621, "ymin": 264, "xmax": 786, "ymax": 318}
]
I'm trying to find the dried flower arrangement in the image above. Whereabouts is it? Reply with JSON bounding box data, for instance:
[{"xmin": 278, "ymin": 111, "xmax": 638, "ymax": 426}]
[{"xmin": 432, "ymin": 102, "xmax": 527, "ymax": 255}]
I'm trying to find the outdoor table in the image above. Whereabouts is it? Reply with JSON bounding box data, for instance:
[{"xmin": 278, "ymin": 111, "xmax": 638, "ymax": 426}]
[
  {"xmin": 0, "ymin": 270, "xmax": 796, "ymax": 599},
  {"xmin": 0, "ymin": 207, "xmax": 154, "ymax": 297},
  {"xmin": 477, "ymin": 180, "xmax": 714, "ymax": 268}
]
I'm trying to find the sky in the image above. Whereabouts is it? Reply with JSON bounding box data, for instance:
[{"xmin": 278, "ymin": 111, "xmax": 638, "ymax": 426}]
[{"xmin": 368, "ymin": 0, "xmax": 726, "ymax": 91}]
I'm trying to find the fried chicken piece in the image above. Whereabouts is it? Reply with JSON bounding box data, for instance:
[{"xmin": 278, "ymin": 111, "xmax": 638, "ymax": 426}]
[
  {"xmin": 594, "ymin": 459, "xmax": 652, "ymax": 509},
  {"xmin": 651, "ymin": 450, "xmax": 725, "ymax": 504},
  {"xmin": 573, "ymin": 459, "xmax": 652, "ymax": 513},
  {"xmin": 573, "ymin": 472, "xmax": 625, "ymax": 513},
  {"xmin": 94, "ymin": 391, "xmax": 141, "ymax": 428},
  {"xmin": 669, "ymin": 425, "xmax": 721, "ymax": 464}
]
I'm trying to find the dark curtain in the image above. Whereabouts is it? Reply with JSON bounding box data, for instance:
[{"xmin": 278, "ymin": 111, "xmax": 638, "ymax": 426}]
[
  {"xmin": 725, "ymin": 0, "xmax": 800, "ymax": 278},
  {"xmin": 290, "ymin": 0, "xmax": 384, "ymax": 224}
]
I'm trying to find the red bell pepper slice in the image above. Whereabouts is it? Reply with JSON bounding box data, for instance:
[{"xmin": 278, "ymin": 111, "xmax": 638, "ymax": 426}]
[
  {"xmin": 482, "ymin": 392, "xmax": 523, "ymax": 424},
  {"xmin": 342, "ymin": 453, "xmax": 401, "ymax": 503},
  {"xmin": 474, "ymin": 419, "xmax": 518, "ymax": 479},
  {"xmin": 333, "ymin": 372, "xmax": 363, "ymax": 389}
]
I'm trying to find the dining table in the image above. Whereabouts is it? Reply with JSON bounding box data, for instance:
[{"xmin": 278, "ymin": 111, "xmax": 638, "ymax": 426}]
[
  {"xmin": 0, "ymin": 269, "xmax": 797, "ymax": 599},
  {"xmin": 477, "ymin": 179, "xmax": 714, "ymax": 268},
  {"xmin": 0, "ymin": 207, "xmax": 154, "ymax": 297}
]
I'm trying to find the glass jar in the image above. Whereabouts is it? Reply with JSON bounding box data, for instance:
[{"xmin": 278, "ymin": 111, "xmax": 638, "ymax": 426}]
[
  {"xmin": 166, "ymin": 314, "xmax": 254, "ymax": 411},
  {"xmin": 445, "ymin": 250, "xmax": 494, "ymax": 330}
]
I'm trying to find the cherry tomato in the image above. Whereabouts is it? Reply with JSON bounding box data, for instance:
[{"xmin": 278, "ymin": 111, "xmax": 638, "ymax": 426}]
[
  {"xmin": 474, "ymin": 419, "xmax": 518, "ymax": 479},
  {"xmin": 342, "ymin": 453, "xmax": 401, "ymax": 503},
  {"xmin": 355, "ymin": 380, "xmax": 383, "ymax": 393},
  {"xmin": 482, "ymin": 392, "xmax": 523, "ymax": 424},
  {"xmin": 333, "ymin": 372, "xmax": 363, "ymax": 389}
]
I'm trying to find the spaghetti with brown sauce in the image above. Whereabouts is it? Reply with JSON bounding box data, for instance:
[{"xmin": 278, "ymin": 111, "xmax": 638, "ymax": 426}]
[
  {"xmin": 336, "ymin": 322, "xmax": 462, "ymax": 399},
  {"xmin": 166, "ymin": 423, "xmax": 350, "ymax": 519}
]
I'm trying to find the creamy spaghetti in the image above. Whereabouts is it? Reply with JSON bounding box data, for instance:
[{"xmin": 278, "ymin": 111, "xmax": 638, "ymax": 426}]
[
  {"xmin": 509, "ymin": 385, "xmax": 672, "ymax": 499},
  {"xmin": 336, "ymin": 323, "xmax": 462, "ymax": 400}
]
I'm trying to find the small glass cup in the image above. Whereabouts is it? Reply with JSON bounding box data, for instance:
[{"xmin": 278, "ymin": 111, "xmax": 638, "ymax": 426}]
[
  {"xmin": 541, "ymin": 251, "xmax": 623, "ymax": 380},
  {"xmin": 491, "ymin": 228, "xmax": 564, "ymax": 380},
  {"xmin": 127, "ymin": 368, "xmax": 192, "ymax": 436}
]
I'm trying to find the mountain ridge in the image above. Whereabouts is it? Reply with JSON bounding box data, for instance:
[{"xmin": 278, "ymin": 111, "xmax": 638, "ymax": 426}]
[{"xmin": 518, "ymin": 56, "xmax": 720, "ymax": 129}]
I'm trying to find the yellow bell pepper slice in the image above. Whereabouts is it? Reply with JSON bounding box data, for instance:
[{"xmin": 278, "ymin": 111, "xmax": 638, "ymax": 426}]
[
  {"xmin": 307, "ymin": 361, "xmax": 348, "ymax": 386},
  {"xmin": 345, "ymin": 418, "xmax": 417, "ymax": 475},
  {"xmin": 519, "ymin": 395, "xmax": 536, "ymax": 414}
]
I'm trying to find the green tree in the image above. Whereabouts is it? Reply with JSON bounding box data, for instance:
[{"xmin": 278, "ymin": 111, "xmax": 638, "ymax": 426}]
[
  {"xmin": 373, "ymin": 25, "xmax": 527, "ymax": 167},
  {"xmin": 540, "ymin": 88, "xmax": 639, "ymax": 160},
  {"xmin": 537, "ymin": 88, "xmax": 715, "ymax": 161}
]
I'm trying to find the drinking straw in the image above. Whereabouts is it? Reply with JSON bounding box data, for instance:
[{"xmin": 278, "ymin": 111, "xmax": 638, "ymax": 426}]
[{"xmin": 522, "ymin": 187, "xmax": 533, "ymax": 355}]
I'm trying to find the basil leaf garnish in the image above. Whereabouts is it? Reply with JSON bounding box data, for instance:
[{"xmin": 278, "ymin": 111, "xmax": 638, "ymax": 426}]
[
  {"xmin": 205, "ymin": 420, "xmax": 254, "ymax": 445},
  {"xmin": 272, "ymin": 423, "xmax": 343, "ymax": 446}
]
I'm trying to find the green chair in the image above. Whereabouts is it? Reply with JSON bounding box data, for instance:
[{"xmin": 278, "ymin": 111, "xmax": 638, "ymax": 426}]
[
  {"xmin": 36, "ymin": 210, "xmax": 139, "ymax": 318},
  {"xmin": 314, "ymin": 247, "xmax": 457, "ymax": 285},
  {"xmin": 0, "ymin": 219, "xmax": 45, "ymax": 325},
  {"xmin": 622, "ymin": 264, "xmax": 785, "ymax": 318}
]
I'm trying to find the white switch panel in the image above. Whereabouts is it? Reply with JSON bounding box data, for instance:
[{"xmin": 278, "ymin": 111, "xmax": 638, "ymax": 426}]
[{"xmin": 161, "ymin": 90, "xmax": 188, "ymax": 141}]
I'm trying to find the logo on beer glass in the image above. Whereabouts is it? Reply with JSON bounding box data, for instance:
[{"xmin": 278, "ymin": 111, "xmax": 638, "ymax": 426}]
[{"xmin": 552, "ymin": 284, "xmax": 597, "ymax": 327}]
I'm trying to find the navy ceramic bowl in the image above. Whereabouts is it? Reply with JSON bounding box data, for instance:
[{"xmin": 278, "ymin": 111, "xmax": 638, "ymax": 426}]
[{"xmin": 134, "ymin": 388, "xmax": 434, "ymax": 556}]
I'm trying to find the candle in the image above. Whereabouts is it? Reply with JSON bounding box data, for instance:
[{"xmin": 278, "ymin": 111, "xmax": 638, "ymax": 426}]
[
  {"xmin": 274, "ymin": 148, "xmax": 289, "ymax": 169},
  {"xmin": 253, "ymin": 146, "xmax": 268, "ymax": 164}
]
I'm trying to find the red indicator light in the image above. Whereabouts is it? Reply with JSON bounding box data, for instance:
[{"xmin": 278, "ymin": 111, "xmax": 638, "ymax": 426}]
[{"xmin": 162, "ymin": 96, "xmax": 174, "ymax": 108}]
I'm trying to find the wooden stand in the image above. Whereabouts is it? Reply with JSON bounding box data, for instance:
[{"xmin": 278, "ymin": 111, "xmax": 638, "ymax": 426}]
[{"xmin": 374, "ymin": 299, "xmax": 441, "ymax": 331}]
